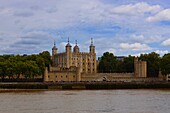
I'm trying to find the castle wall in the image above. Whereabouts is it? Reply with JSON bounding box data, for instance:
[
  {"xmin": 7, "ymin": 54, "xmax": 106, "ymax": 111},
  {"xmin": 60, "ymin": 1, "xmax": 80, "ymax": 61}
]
[
  {"xmin": 134, "ymin": 57, "xmax": 147, "ymax": 78},
  {"xmin": 81, "ymin": 73, "xmax": 134, "ymax": 81},
  {"xmin": 44, "ymin": 66, "xmax": 81, "ymax": 82}
]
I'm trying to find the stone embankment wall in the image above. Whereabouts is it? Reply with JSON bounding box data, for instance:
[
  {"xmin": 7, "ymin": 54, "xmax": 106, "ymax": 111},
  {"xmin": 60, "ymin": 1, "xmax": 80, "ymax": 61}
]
[
  {"xmin": 81, "ymin": 73, "xmax": 134, "ymax": 81},
  {"xmin": 81, "ymin": 73, "xmax": 163, "ymax": 82}
]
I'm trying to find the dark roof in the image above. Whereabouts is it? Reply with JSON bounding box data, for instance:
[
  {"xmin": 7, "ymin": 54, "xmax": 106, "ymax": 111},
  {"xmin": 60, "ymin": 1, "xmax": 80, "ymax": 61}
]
[
  {"xmin": 52, "ymin": 46, "xmax": 57, "ymax": 50},
  {"xmin": 66, "ymin": 43, "xmax": 72, "ymax": 47}
]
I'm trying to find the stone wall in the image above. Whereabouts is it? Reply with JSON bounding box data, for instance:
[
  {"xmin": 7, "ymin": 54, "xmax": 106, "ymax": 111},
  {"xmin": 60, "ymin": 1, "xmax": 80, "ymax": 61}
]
[
  {"xmin": 81, "ymin": 73, "xmax": 134, "ymax": 81},
  {"xmin": 44, "ymin": 66, "xmax": 81, "ymax": 82}
]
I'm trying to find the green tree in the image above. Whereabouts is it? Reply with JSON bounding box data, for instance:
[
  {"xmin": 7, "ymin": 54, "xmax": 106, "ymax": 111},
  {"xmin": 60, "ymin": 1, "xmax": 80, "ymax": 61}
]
[
  {"xmin": 39, "ymin": 51, "xmax": 52, "ymax": 68},
  {"xmin": 98, "ymin": 52, "xmax": 117, "ymax": 73},
  {"xmin": 123, "ymin": 55, "xmax": 134, "ymax": 73},
  {"xmin": 0, "ymin": 62, "xmax": 7, "ymax": 79},
  {"xmin": 140, "ymin": 52, "xmax": 160, "ymax": 77},
  {"xmin": 160, "ymin": 53, "xmax": 170, "ymax": 76},
  {"xmin": 23, "ymin": 61, "xmax": 40, "ymax": 79}
]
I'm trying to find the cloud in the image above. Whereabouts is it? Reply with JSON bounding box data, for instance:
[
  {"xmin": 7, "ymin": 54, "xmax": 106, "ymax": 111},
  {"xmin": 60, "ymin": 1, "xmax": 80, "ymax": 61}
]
[
  {"xmin": 155, "ymin": 50, "xmax": 168, "ymax": 55},
  {"xmin": 147, "ymin": 9, "xmax": 170, "ymax": 22},
  {"xmin": 161, "ymin": 38, "xmax": 170, "ymax": 46},
  {"xmin": 120, "ymin": 43, "xmax": 151, "ymax": 51},
  {"xmin": 111, "ymin": 2, "xmax": 161, "ymax": 15},
  {"xmin": 2, "ymin": 31, "xmax": 54, "ymax": 54},
  {"xmin": 130, "ymin": 34, "xmax": 164, "ymax": 43},
  {"xmin": 14, "ymin": 10, "xmax": 34, "ymax": 17},
  {"xmin": 0, "ymin": 0, "xmax": 169, "ymax": 56}
]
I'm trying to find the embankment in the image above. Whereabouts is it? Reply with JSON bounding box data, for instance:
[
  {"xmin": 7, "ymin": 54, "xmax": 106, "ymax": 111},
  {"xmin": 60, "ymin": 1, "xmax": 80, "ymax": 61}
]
[{"xmin": 0, "ymin": 82, "xmax": 170, "ymax": 90}]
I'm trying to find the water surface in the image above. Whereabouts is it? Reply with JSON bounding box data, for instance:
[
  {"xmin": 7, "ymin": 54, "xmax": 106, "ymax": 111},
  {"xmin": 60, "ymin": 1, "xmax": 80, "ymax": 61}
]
[{"xmin": 0, "ymin": 89, "xmax": 169, "ymax": 113}]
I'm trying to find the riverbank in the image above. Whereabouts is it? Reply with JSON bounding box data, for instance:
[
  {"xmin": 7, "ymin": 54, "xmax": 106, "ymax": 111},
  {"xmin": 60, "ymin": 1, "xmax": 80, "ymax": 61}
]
[{"xmin": 0, "ymin": 81, "xmax": 170, "ymax": 90}]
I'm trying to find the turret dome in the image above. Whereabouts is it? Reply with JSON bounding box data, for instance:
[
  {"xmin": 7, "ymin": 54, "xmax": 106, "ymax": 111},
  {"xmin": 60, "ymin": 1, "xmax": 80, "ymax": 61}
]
[
  {"xmin": 73, "ymin": 40, "xmax": 80, "ymax": 53},
  {"xmin": 66, "ymin": 38, "xmax": 72, "ymax": 47}
]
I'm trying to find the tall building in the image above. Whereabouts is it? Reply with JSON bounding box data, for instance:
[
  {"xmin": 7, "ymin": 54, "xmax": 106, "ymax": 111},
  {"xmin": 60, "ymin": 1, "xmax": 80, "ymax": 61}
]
[{"xmin": 52, "ymin": 38, "xmax": 97, "ymax": 73}]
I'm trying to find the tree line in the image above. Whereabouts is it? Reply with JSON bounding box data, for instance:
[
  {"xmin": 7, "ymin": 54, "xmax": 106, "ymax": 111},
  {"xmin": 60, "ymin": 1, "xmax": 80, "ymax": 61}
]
[
  {"xmin": 1, "ymin": 51, "xmax": 170, "ymax": 80},
  {"xmin": 0, "ymin": 51, "xmax": 51, "ymax": 80},
  {"xmin": 98, "ymin": 52, "xmax": 170, "ymax": 77}
]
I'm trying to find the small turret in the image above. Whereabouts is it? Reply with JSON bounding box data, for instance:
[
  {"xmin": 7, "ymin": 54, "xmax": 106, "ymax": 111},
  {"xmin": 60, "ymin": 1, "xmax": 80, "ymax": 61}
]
[
  {"xmin": 89, "ymin": 38, "xmax": 95, "ymax": 54},
  {"xmin": 52, "ymin": 40, "xmax": 58, "ymax": 66},
  {"xmin": 65, "ymin": 37, "xmax": 72, "ymax": 68},
  {"xmin": 52, "ymin": 40, "xmax": 57, "ymax": 56},
  {"xmin": 73, "ymin": 40, "xmax": 80, "ymax": 53},
  {"xmin": 66, "ymin": 37, "xmax": 72, "ymax": 47}
]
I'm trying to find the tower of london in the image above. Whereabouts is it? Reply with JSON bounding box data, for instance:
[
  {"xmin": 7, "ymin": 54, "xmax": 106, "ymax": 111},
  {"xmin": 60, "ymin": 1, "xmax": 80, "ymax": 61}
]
[{"xmin": 52, "ymin": 38, "xmax": 97, "ymax": 73}]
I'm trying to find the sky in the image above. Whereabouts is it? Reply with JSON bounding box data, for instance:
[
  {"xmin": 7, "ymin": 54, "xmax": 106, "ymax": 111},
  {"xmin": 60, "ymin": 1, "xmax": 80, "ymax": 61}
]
[{"xmin": 0, "ymin": 0, "xmax": 170, "ymax": 57}]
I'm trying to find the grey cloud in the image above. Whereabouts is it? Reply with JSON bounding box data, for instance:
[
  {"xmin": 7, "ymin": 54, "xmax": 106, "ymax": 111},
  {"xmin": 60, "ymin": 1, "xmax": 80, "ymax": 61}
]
[
  {"xmin": 14, "ymin": 11, "xmax": 34, "ymax": 17},
  {"xmin": 4, "ymin": 31, "xmax": 54, "ymax": 54},
  {"xmin": 30, "ymin": 6, "xmax": 40, "ymax": 11},
  {"xmin": 14, "ymin": 20, "xmax": 20, "ymax": 24},
  {"xmin": 15, "ymin": 40, "xmax": 40, "ymax": 45},
  {"xmin": 46, "ymin": 7, "xmax": 58, "ymax": 13}
]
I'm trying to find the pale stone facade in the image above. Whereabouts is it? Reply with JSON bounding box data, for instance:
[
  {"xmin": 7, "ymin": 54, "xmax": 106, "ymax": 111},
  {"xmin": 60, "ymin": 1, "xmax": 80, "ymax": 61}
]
[
  {"xmin": 52, "ymin": 38, "xmax": 96, "ymax": 73},
  {"xmin": 134, "ymin": 57, "xmax": 147, "ymax": 77},
  {"xmin": 44, "ymin": 66, "xmax": 81, "ymax": 82},
  {"xmin": 44, "ymin": 38, "xmax": 97, "ymax": 82}
]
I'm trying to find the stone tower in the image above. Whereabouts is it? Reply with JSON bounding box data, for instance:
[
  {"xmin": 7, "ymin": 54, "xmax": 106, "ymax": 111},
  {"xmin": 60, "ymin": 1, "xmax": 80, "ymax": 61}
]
[
  {"xmin": 134, "ymin": 57, "xmax": 147, "ymax": 77},
  {"xmin": 89, "ymin": 38, "xmax": 96, "ymax": 73},
  {"xmin": 52, "ymin": 40, "xmax": 57, "ymax": 66},
  {"xmin": 66, "ymin": 38, "xmax": 72, "ymax": 68},
  {"xmin": 89, "ymin": 38, "xmax": 95, "ymax": 54},
  {"xmin": 73, "ymin": 40, "xmax": 80, "ymax": 54}
]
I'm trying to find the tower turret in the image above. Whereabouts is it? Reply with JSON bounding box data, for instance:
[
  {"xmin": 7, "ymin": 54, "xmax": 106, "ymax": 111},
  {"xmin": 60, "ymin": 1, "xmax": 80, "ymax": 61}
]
[
  {"xmin": 73, "ymin": 40, "xmax": 80, "ymax": 53},
  {"xmin": 89, "ymin": 38, "xmax": 95, "ymax": 54},
  {"xmin": 65, "ymin": 38, "xmax": 72, "ymax": 68},
  {"xmin": 52, "ymin": 40, "xmax": 57, "ymax": 56},
  {"xmin": 52, "ymin": 40, "xmax": 58, "ymax": 66}
]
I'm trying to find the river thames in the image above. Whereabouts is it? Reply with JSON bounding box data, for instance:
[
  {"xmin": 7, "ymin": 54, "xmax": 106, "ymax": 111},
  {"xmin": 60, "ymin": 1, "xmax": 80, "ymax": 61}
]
[{"xmin": 0, "ymin": 89, "xmax": 169, "ymax": 113}]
